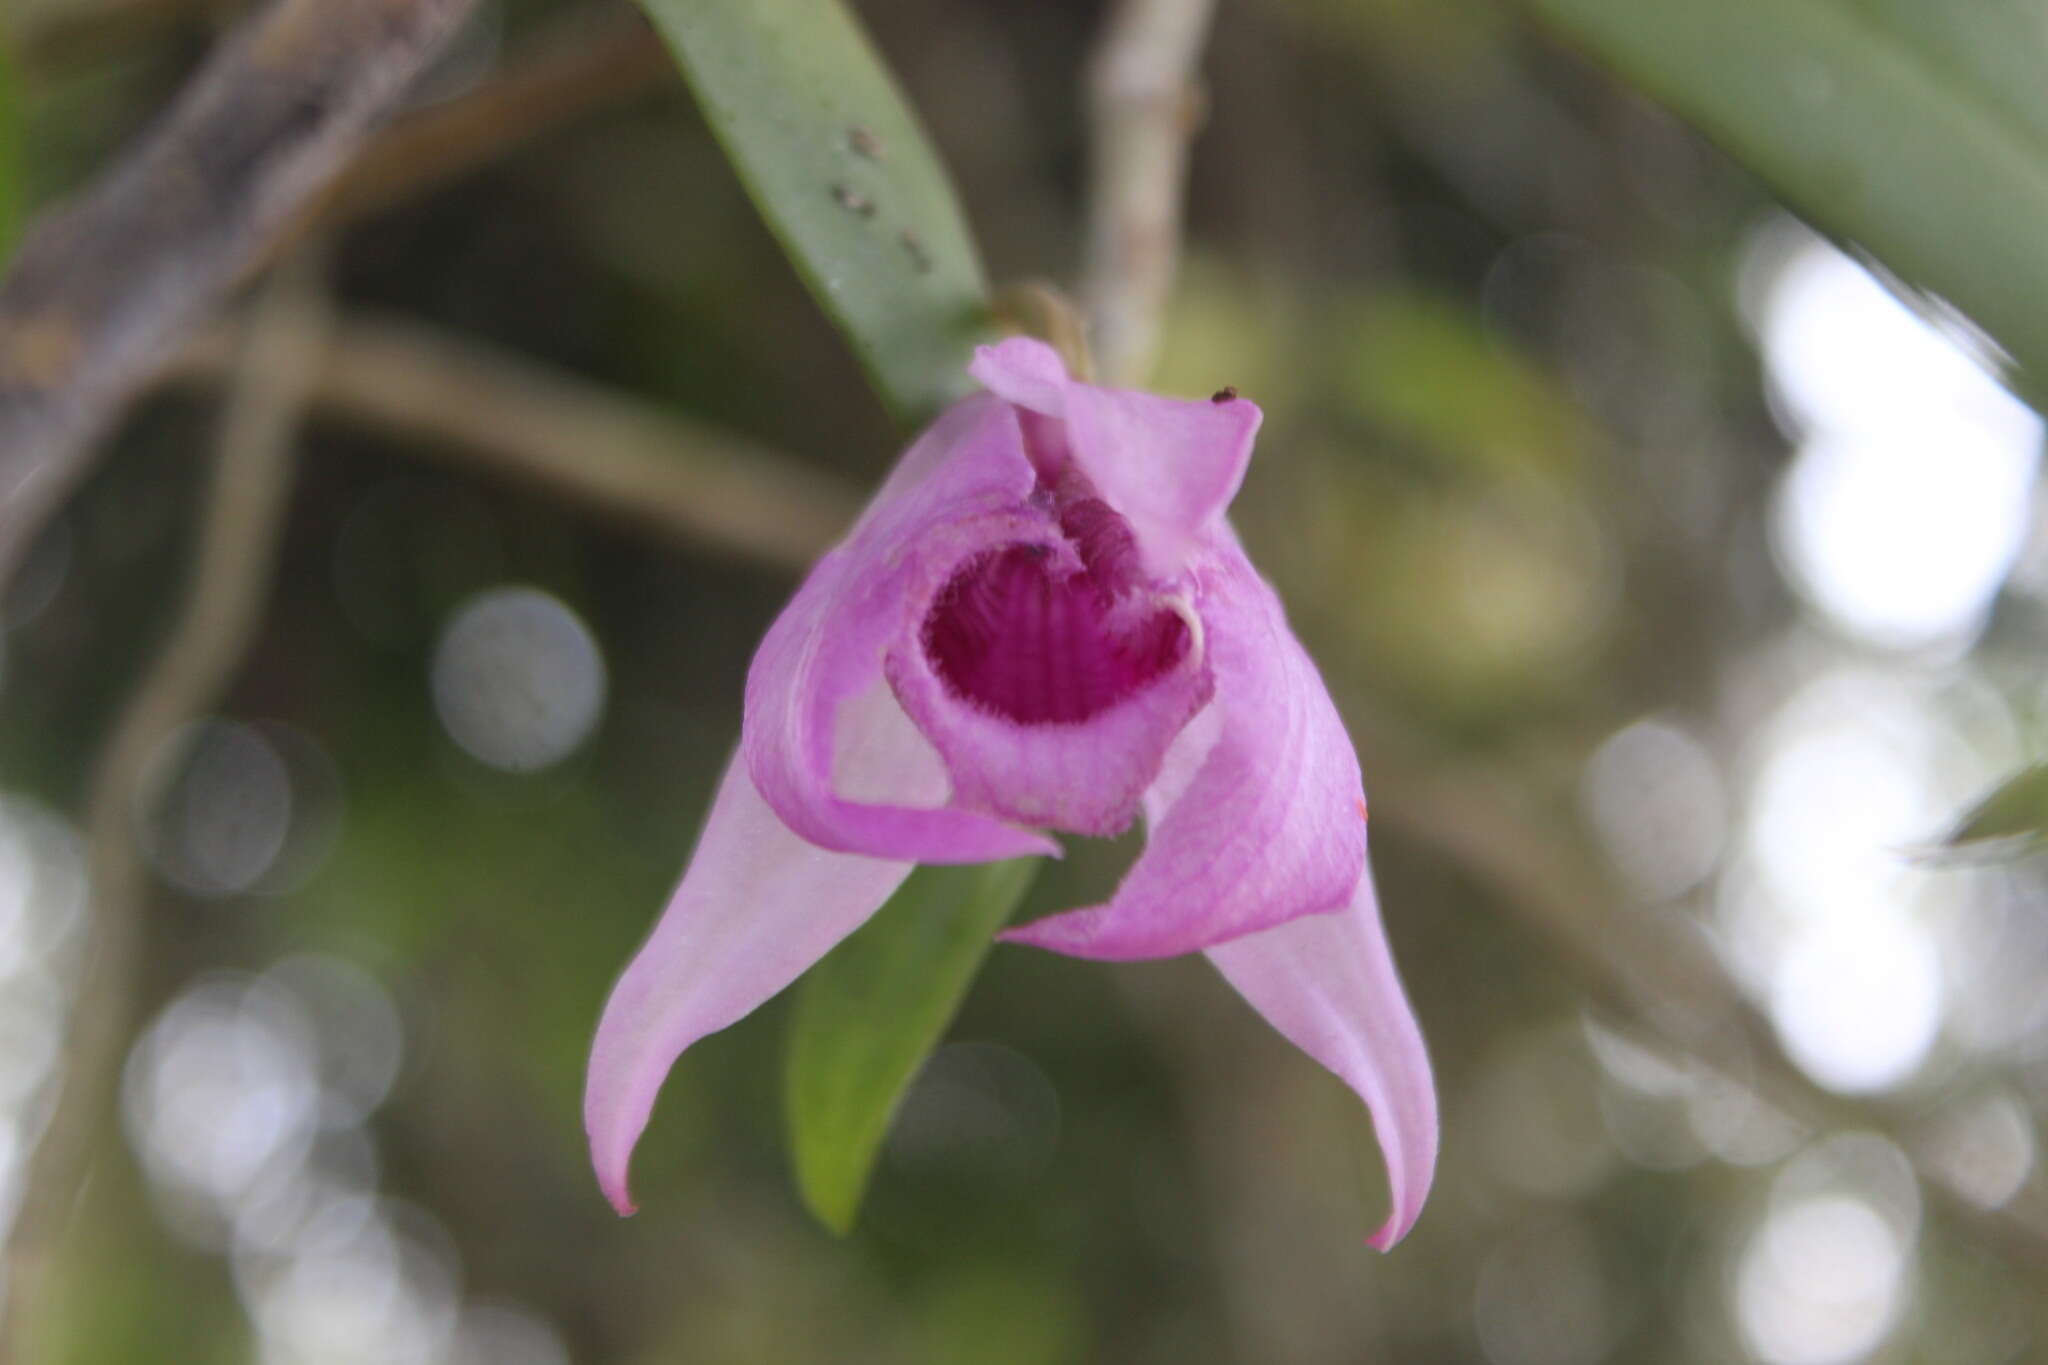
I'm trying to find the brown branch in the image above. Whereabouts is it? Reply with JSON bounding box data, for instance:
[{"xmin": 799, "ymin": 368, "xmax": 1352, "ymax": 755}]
[
  {"xmin": 0, "ymin": 258, "xmax": 327, "ymax": 1362},
  {"xmin": 1081, "ymin": 0, "xmax": 1219, "ymax": 386},
  {"xmin": 6, "ymin": 0, "xmax": 213, "ymax": 72},
  {"xmin": 308, "ymin": 6, "xmax": 672, "ymax": 233},
  {"xmin": 0, "ymin": 0, "xmax": 480, "ymax": 594},
  {"xmin": 162, "ymin": 313, "xmax": 864, "ymax": 569}
]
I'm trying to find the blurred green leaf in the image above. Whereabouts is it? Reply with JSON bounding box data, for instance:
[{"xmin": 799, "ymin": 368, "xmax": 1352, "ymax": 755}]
[
  {"xmin": 1518, "ymin": 0, "xmax": 2048, "ymax": 398},
  {"xmin": 784, "ymin": 857, "xmax": 1039, "ymax": 1234},
  {"xmin": 638, "ymin": 0, "xmax": 991, "ymax": 426},
  {"xmin": 1346, "ymin": 290, "xmax": 1597, "ymax": 486},
  {"xmin": 0, "ymin": 44, "xmax": 22, "ymax": 259},
  {"xmin": 910, "ymin": 1263, "xmax": 1087, "ymax": 1365},
  {"xmin": 1944, "ymin": 761, "xmax": 2048, "ymax": 852}
]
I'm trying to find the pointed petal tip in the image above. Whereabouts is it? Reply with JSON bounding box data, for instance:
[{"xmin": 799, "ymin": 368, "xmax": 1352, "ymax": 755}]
[
  {"xmin": 587, "ymin": 1097, "xmax": 649, "ymax": 1216},
  {"xmin": 995, "ymin": 910, "xmax": 1133, "ymax": 959},
  {"xmin": 992, "ymin": 922, "xmax": 1047, "ymax": 951},
  {"xmin": 1368, "ymin": 1178, "xmax": 1433, "ymax": 1252},
  {"xmin": 588, "ymin": 1128, "xmax": 640, "ymax": 1216},
  {"xmin": 1363, "ymin": 1095, "xmax": 1436, "ymax": 1251},
  {"xmin": 994, "ymin": 900, "xmax": 1234, "ymax": 960},
  {"xmin": 1204, "ymin": 875, "xmax": 1438, "ymax": 1255}
]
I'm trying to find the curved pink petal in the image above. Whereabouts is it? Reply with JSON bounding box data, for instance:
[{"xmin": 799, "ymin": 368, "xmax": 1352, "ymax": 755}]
[
  {"xmin": 969, "ymin": 338, "xmax": 1261, "ymax": 578},
  {"xmin": 585, "ymin": 688, "xmax": 947, "ymax": 1214},
  {"xmin": 1206, "ymin": 866, "xmax": 1438, "ymax": 1249},
  {"xmin": 1003, "ymin": 534, "xmax": 1366, "ymax": 959},
  {"xmin": 743, "ymin": 393, "xmax": 1057, "ymax": 864}
]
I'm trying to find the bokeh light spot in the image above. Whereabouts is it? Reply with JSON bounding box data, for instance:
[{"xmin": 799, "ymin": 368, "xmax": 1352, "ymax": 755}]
[
  {"xmin": 1736, "ymin": 1195, "xmax": 1907, "ymax": 1365},
  {"xmin": 1769, "ymin": 913, "xmax": 1941, "ymax": 1096},
  {"xmin": 140, "ymin": 720, "xmax": 294, "ymax": 898},
  {"xmin": 431, "ymin": 586, "xmax": 607, "ymax": 772},
  {"xmin": 1751, "ymin": 223, "xmax": 2041, "ymax": 650},
  {"xmin": 1582, "ymin": 717, "xmax": 1726, "ymax": 901}
]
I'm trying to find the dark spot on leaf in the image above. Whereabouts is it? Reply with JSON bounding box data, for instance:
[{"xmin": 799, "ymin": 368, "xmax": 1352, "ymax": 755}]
[
  {"xmin": 848, "ymin": 125, "xmax": 885, "ymax": 160},
  {"xmin": 899, "ymin": 228, "xmax": 931, "ymax": 273},
  {"xmin": 830, "ymin": 183, "xmax": 875, "ymax": 217}
]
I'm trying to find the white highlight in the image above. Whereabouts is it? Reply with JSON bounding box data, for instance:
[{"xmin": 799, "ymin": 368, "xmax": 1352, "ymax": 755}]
[
  {"xmin": 1769, "ymin": 913, "xmax": 1941, "ymax": 1095},
  {"xmin": 432, "ymin": 586, "xmax": 607, "ymax": 772},
  {"xmin": 142, "ymin": 720, "xmax": 294, "ymax": 897},
  {"xmin": 1754, "ymin": 225, "xmax": 2041, "ymax": 650},
  {"xmin": 1736, "ymin": 1195, "xmax": 1906, "ymax": 1365},
  {"xmin": 1581, "ymin": 717, "xmax": 1726, "ymax": 901}
]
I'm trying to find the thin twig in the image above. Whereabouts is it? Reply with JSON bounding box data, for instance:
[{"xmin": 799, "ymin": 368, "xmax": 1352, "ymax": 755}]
[
  {"xmin": 1, "ymin": 258, "xmax": 328, "ymax": 1362},
  {"xmin": 1081, "ymin": 0, "xmax": 1219, "ymax": 386},
  {"xmin": 306, "ymin": 6, "xmax": 672, "ymax": 234},
  {"xmin": 0, "ymin": 0, "xmax": 479, "ymax": 596},
  {"xmin": 162, "ymin": 313, "xmax": 863, "ymax": 569}
]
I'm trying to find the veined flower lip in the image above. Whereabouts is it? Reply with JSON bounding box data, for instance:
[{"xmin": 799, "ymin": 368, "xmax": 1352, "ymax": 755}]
[
  {"xmin": 885, "ymin": 466, "xmax": 1217, "ymax": 839},
  {"xmin": 584, "ymin": 337, "xmax": 1439, "ymax": 1250}
]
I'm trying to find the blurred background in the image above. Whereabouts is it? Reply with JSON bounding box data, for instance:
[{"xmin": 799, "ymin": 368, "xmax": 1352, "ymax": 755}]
[{"xmin": 3, "ymin": 0, "xmax": 2047, "ymax": 1361}]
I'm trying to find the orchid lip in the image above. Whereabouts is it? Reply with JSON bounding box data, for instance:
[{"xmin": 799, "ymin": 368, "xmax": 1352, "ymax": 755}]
[
  {"xmin": 921, "ymin": 540, "xmax": 1196, "ymax": 726},
  {"xmin": 917, "ymin": 465, "xmax": 1201, "ymax": 730},
  {"xmin": 882, "ymin": 468, "xmax": 1215, "ymax": 840}
]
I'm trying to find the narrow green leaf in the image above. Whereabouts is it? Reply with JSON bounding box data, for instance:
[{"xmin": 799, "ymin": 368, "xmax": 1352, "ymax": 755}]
[
  {"xmin": 1515, "ymin": 0, "xmax": 2048, "ymax": 399},
  {"xmin": 1943, "ymin": 762, "xmax": 2048, "ymax": 852},
  {"xmin": 784, "ymin": 857, "xmax": 1039, "ymax": 1234},
  {"xmin": 637, "ymin": 0, "xmax": 991, "ymax": 426}
]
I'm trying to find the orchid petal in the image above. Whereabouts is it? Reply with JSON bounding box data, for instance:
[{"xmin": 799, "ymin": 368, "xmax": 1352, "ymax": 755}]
[
  {"xmin": 965, "ymin": 335, "xmax": 1069, "ymax": 415},
  {"xmin": 584, "ymin": 750, "xmax": 915, "ymax": 1215},
  {"xmin": 1206, "ymin": 867, "xmax": 1438, "ymax": 1249},
  {"xmin": 587, "ymin": 680, "xmax": 955, "ymax": 1213},
  {"xmin": 969, "ymin": 338, "xmax": 1261, "ymax": 577},
  {"xmin": 743, "ymin": 393, "xmax": 1057, "ymax": 864},
  {"xmin": 1004, "ymin": 535, "xmax": 1365, "ymax": 959}
]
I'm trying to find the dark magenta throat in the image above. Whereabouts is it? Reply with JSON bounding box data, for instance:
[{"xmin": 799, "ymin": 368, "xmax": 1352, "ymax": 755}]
[{"xmin": 923, "ymin": 541, "xmax": 1191, "ymax": 725}]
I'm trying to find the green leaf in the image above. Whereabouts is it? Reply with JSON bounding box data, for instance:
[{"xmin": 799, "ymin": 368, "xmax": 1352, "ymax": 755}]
[
  {"xmin": 1515, "ymin": 0, "xmax": 2048, "ymax": 400},
  {"xmin": 783, "ymin": 857, "xmax": 1039, "ymax": 1234},
  {"xmin": 1943, "ymin": 761, "xmax": 2048, "ymax": 852},
  {"xmin": 0, "ymin": 43, "xmax": 22, "ymax": 260},
  {"xmin": 638, "ymin": 0, "xmax": 991, "ymax": 426},
  {"xmin": 1344, "ymin": 290, "xmax": 1598, "ymax": 487}
]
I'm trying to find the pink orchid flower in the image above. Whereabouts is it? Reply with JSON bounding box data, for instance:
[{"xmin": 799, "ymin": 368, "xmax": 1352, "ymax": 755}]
[{"xmin": 585, "ymin": 337, "xmax": 1437, "ymax": 1248}]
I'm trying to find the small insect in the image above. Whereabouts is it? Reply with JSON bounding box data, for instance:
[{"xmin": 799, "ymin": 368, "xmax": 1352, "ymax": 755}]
[
  {"xmin": 847, "ymin": 125, "xmax": 885, "ymax": 161},
  {"xmin": 899, "ymin": 228, "xmax": 932, "ymax": 274},
  {"xmin": 1211, "ymin": 386, "xmax": 1239, "ymax": 403},
  {"xmin": 830, "ymin": 182, "xmax": 875, "ymax": 217}
]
